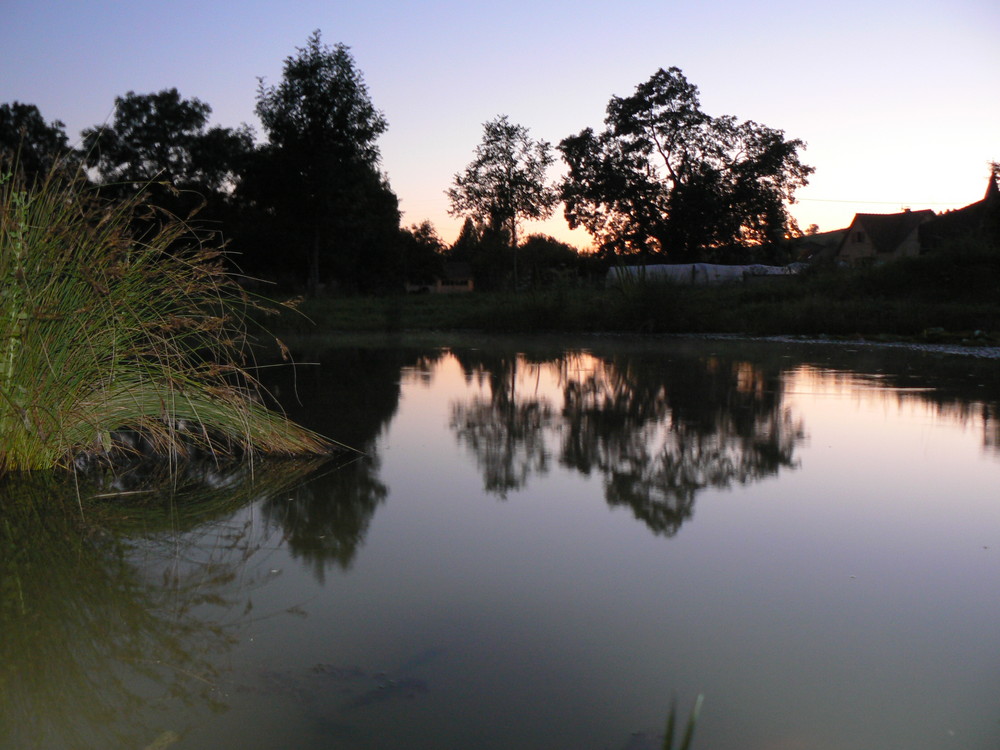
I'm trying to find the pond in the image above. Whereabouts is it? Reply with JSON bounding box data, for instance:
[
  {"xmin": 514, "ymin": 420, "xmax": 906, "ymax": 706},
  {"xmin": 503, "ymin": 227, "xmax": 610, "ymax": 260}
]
[{"xmin": 3, "ymin": 334, "xmax": 999, "ymax": 750}]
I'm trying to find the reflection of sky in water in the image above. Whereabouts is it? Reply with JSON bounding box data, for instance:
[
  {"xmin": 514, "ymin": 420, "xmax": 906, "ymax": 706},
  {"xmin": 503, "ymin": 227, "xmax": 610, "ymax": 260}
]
[
  {"xmin": 367, "ymin": 347, "xmax": 1000, "ymax": 748},
  {"xmin": 4, "ymin": 340, "xmax": 1000, "ymax": 750}
]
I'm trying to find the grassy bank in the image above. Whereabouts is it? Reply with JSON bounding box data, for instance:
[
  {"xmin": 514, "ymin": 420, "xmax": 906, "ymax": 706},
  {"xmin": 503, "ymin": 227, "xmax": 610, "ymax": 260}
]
[
  {"xmin": 0, "ymin": 167, "xmax": 332, "ymax": 472},
  {"xmin": 278, "ymin": 239, "xmax": 1000, "ymax": 345}
]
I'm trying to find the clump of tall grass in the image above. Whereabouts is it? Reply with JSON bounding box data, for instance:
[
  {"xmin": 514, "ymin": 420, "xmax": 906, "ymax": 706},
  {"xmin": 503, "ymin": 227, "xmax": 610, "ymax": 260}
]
[{"xmin": 0, "ymin": 165, "xmax": 334, "ymax": 472}]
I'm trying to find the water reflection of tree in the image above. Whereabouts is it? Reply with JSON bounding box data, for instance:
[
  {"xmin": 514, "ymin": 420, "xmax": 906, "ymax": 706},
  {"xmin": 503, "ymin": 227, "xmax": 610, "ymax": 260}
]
[
  {"xmin": 450, "ymin": 348, "xmax": 804, "ymax": 536},
  {"xmin": 451, "ymin": 397, "xmax": 554, "ymax": 497},
  {"xmin": 450, "ymin": 350, "xmax": 555, "ymax": 498},
  {"xmin": 260, "ymin": 344, "xmax": 447, "ymax": 574},
  {"xmin": 0, "ymin": 467, "xmax": 312, "ymax": 749},
  {"xmin": 264, "ymin": 456, "xmax": 386, "ymax": 580},
  {"xmin": 984, "ymin": 403, "xmax": 1000, "ymax": 452}
]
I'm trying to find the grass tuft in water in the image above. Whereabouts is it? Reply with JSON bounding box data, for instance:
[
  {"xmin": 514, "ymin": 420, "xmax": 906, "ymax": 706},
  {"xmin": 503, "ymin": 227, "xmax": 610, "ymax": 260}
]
[{"xmin": 0, "ymin": 165, "xmax": 334, "ymax": 472}]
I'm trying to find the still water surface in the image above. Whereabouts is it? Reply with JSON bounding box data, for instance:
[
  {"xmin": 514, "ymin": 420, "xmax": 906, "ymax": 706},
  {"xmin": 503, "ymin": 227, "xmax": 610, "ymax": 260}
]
[{"xmin": 3, "ymin": 334, "xmax": 999, "ymax": 749}]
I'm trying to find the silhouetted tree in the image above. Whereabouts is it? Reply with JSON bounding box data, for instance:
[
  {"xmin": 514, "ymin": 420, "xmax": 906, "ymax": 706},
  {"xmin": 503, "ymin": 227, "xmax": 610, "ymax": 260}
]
[
  {"xmin": 449, "ymin": 217, "xmax": 482, "ymax": 261},
  {"xmin": 248, "ymin": 30, "xmax": 400, "ymax": 292},
  {"xmin": 444, "ymin": 218, "xmax": 508, "ymax": 291},
  {"xmin": 81, "ymin": 89, "xmax": 252, "ymax": 202},
  {"xmin": 519, "ymin": 233, "xmax": 580, "ymax": 287},
  {"xmin": 982, "ymin": 161, "xmax": 1000, "ymax": 248},
  {"xmin": 78, "ymin": 89, "xmax": 252, "ymax": 258},
  {"xmin": 0, "ymin": 102, "xmax": 73, "ymax": 183},
  {"xmin": 447, "ymin": 115, "xmax": 558, "ymax": 287},
  {"xmin": 400, "ymin": 221, "xmax": 446, "ymax": 287},
  {"xmin": 559, "ymin": 67, "xmax": 813, "ymax": 262}
]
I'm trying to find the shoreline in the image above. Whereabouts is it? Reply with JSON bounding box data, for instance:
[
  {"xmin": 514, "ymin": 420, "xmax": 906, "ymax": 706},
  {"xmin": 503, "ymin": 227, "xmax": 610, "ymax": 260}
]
[
  {"xmin": 270, "ymin": 326, "xmax": 1000, "ymax": 360},
  {"xmin": 667, "ymin": 332, "xmax": 1000, "ymax": 359}
]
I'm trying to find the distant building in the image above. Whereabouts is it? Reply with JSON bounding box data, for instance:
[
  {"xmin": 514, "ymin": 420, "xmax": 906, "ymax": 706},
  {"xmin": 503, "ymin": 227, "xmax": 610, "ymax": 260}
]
[
  {"xmin": 406, "ymin": 262, "xmax": 474, "ymax": 293},
  {"xmin": 791, "ymin": 228, "xmax": 847, "ymax": 264},
  {"xmin": 834, "ymin": 168, "xmax": 1000, "ymax": 266},
  {"xmin": 919, "ymin": 167, "xmax": 1000, "ymax": 250},
  {"xmin": 837, "ymin": 209, "xmax": 935, "ymax": 266},
  {"xmin": 436, "ymin": 262, "xmax": 474, "ymax": 293}
]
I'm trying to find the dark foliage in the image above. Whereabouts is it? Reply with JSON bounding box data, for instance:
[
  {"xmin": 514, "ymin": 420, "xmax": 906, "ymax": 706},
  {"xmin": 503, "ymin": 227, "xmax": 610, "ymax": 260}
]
[
  {"xmin": 559, "ymin": 67, "xmax": 813, "ymax": 262},
  {"xmin": 0, "ymin": 102, "xmax": 73, "ymax": 183},
  {"xmin": 246, "ymin": 31, "xmax": 400, "ymax": 293},
  {"xmin": 79, "ymin": 89, "xmax": 254, "ymax": 254},
  {"xmin": 447, "ymin": 115, "xmax": 558, "ymax": 288},
  {"xmin": 81, "ymin": 89, "xmax": 252, "ymax": 202},
  {"xmin": 446, "ymin": 220, "xmax": 514, "ymax": 291},
  {"xmin": 519, "ymin": 233, "xmax": 582, "ymax": 287},
  {"xmin": 399, "ymin": 221, "xmax": 446, "ymax": 286}
]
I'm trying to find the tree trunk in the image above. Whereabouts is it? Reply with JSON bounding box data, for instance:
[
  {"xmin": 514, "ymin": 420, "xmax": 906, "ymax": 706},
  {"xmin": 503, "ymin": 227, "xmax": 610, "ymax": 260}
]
[
  {"xmin": 309, "ymin": 225, "xmax": 321, "ymax": 295},
  {"xmin": 510, "ymin": 217, "xmax": 518, "ymax": 290}
]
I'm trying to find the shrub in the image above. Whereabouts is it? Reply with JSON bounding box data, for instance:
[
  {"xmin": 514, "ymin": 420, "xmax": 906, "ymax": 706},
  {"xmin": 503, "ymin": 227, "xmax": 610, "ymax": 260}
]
[{"xmin": 0, "ymin": 166, "xmax": 332, "ymax": 472}]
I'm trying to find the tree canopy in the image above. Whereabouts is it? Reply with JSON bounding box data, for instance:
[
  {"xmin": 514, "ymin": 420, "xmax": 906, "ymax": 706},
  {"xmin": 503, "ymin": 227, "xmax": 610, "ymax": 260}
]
[
  {"xmin": 77, "ymin": 89, "xmax": 253, "ymax": 255},
  {"xmin": 447, "ymin": 115, "xmax": 558, "ymax": 253},
  {"xmin": 0, "ymin": 102, "xmax": 72, "ymax": 183},
  {"xmin": 399, "ymin": 221, "xmax": 446, "ymax": 286},
  {"xmin": 559, "ymin": 67, "xmax": 813, "ymax": 262},
  {"xmin": 81, "ymin": 88, "xmax": 252, "ymax": 197},
  {"xmin": 249, "ymin": 30, "xmax": 399, "ymax": 292}
]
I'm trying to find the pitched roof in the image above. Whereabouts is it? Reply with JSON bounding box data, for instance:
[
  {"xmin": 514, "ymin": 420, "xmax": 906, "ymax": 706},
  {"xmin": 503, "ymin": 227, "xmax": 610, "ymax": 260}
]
[
  {"xmin": 791, "ymin": 228, "xmax": 846, "ymax": 261},
  {"xmin": 920, "ymin": 170, "xmax": 1000, "ymax": 248},
  {"xmin": 848, "ymin": 210, "xmax": 934, "ymax": 254},
  {"xmin": 985, "ymin": 165, "xmax": 999, "ymax": 202}
]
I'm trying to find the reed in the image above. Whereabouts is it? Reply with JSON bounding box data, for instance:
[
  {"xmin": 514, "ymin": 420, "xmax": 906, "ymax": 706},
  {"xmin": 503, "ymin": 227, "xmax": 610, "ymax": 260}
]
[
  {"xmin": 0, "ymin": 165, "xmax": 334, "ymax": 472},
  {"xmin": 663, "ymin": 694, "xmax": 703, "ymax": 750}
]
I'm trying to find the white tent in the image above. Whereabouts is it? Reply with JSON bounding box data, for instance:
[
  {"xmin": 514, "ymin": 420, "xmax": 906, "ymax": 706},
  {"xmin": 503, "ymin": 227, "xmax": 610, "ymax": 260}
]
[{"xmin": 607, "ymin": 263, "xmax": 796, "ymax": 287}]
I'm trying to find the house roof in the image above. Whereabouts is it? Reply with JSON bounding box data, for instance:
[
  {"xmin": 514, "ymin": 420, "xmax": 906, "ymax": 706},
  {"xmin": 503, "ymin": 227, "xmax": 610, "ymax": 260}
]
[
  {"xmin": 790, "ymin": 228, "xmax": 846, "ymax": 261},
  {"xmin": 984, "ymin": 166, "xmax": 999, "ymax": 202},
  {"xmin": 846, "ymin": 209, "xmax": 935, "ymax": 254},
  {"xmin": 919, "ymin": 170, "xmax": 1000, "ymax": 248}
]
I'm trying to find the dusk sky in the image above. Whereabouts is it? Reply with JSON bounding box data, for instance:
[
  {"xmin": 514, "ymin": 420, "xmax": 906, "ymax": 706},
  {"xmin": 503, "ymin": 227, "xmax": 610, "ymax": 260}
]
[{"xmin": 3, "ymin": 0, "xmax": 998, "ymax": 248}]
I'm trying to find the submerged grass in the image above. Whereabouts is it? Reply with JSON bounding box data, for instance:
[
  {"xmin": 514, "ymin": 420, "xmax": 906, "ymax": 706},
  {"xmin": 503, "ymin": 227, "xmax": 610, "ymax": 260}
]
[
  {"xmin": 663, "ymin": 694, "xmax": 704, "ymax": 750},
  {"xmin": 0, "ymin": 166, "xmax": 334, "ymax": 472}
]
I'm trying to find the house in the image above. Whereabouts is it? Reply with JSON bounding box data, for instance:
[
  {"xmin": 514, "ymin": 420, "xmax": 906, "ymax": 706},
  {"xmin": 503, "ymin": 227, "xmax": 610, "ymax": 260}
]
[
  {"xmin": 836, "ymin": 208, "xmax": 935, "ymax": 266},
  {"xmin": 791, "ymin": 228, "xmax": 847, "ymax": 264},
  {"xmin": 919, "ymin": 168, "xmax": 1000, "ymax": 250},
  {"xmin": 406, "ymin": 262, "xmax": 474, "ymax": 293},
  {"xmin": 436, "ymin": 262, "xmax": 474, "ymax": 293},
  {"xmin": 835, "ymin": 168, "xmax": 1000, "ymax": 265}
]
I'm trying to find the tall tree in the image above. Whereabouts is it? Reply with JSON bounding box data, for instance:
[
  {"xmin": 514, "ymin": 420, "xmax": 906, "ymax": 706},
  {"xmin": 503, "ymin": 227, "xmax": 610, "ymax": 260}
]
[
  {"xmin": 559, "ymin": 67, "xmax": 813, "ymax": 262},
  {"xmin": 249, "ymin": 30, "xmax": 399, "ymax": 292},
  {"xmin": 0, "ymin": 102, "xmax": 72, "ymax": 183},
  {"xmin": 81, "ymin": 89, "xmax": 252, "ymax": 199},
  {"xmin": 446, "ymin": 115, "xmax": 558, "ymax": 286}
]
